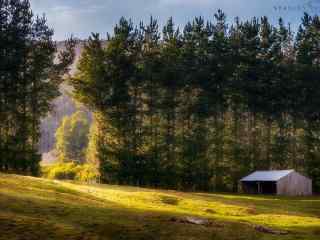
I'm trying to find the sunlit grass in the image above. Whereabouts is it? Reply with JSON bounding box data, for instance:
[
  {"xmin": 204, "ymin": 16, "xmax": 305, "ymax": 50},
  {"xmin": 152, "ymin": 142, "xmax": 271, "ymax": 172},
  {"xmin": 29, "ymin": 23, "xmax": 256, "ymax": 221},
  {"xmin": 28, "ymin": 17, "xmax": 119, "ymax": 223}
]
[{"xmin": 0, "ymin": 173, "xmax": 319, "ymax": 240}]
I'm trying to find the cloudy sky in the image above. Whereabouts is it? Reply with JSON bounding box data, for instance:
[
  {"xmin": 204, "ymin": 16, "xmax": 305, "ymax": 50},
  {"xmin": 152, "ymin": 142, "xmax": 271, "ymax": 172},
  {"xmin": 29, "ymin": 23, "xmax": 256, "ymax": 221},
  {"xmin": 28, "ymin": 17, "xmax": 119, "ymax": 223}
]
[{"xmin": 29, "ymin": 0, "xmax": 320, "ymax": 40}]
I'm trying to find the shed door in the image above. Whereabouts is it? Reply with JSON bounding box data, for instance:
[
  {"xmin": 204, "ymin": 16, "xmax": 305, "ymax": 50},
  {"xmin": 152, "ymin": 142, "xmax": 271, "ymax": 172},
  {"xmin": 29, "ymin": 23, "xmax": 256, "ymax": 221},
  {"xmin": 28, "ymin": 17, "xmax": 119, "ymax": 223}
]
[{"xmin": 260, "ymin": 181, "xmax": 277, "ymax": 194}]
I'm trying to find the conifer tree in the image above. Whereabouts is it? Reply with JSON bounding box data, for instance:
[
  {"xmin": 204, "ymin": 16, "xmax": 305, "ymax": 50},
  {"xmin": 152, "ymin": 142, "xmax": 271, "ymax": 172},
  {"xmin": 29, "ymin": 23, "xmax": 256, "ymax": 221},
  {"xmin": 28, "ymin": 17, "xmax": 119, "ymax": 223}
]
[
  {"xmin": 71, "ymin": 12, "xmax": 320, "ymax": 192},
  {"xmin": 0, "ymin": 0, "xmax": 75, "ymax": 175}
]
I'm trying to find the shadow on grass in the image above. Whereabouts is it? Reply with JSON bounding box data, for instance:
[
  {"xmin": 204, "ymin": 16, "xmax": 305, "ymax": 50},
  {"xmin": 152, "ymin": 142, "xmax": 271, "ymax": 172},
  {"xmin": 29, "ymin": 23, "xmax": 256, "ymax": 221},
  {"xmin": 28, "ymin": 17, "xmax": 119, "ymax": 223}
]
[{"xmin": 284, "ymin": 225, "xmax": 320, "ymax": 240}]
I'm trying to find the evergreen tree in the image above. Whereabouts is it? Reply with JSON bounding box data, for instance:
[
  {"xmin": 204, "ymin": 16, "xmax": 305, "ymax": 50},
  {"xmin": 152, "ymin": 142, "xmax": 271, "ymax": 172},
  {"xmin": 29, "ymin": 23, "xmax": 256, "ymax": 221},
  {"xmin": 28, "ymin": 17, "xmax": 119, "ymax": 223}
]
[
  {"xmin": 295, "ymin": 14, "xmax": 320, "ymax": 192},
  {"xmin": 159, "ymin": 17, "xmax": 183, "ymax": 187},
  {"xmin": 71, "ymin": 13, "xmax": 320, "ymax": 193},
  {"xmin": 0, "ymin": 0, "xmax": 75, "ymax": 175}
]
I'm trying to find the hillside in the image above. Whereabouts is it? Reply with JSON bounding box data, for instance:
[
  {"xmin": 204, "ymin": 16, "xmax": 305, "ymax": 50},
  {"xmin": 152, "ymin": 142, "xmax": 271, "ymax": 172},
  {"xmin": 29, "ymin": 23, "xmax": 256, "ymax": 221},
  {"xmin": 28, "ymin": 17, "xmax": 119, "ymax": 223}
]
[
  {"xmin": 0, "ymin": 174, "xmax": 319, "ymax": 240},
  {"xmin": 39, "ymin": 41, "xmax": 87, "ymax": 156}
]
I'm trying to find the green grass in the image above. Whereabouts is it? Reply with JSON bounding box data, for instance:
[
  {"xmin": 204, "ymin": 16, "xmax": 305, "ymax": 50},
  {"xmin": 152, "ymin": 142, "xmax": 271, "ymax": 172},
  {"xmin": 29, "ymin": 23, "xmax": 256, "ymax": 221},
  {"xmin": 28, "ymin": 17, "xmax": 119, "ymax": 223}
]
[{"xmin": 0, "ymin": 173, "xmax": 319, "ymax": 240}]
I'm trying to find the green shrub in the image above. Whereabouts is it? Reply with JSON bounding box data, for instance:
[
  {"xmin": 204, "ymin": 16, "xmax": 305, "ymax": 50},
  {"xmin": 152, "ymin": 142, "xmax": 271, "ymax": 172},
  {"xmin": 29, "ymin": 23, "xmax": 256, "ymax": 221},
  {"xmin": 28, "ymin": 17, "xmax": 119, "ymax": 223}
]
[
  {"xmin": 43, "ymin": 163, "xmax": 78, "ymax": 180},
  {"xmin": 42, "ymin": 163, "xmax": 100, "ymax": 183},
  {"xmin": 75, "ymin": 164, "xmax": 100, "ymax": 183}
]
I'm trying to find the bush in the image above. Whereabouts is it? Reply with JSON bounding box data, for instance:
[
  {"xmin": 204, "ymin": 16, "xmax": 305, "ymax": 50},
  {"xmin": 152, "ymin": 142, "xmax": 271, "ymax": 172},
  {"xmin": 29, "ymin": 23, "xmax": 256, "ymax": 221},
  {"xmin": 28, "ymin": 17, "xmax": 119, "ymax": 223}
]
[
  {"xmin": 43, "ymin": 163, "xmax": 78, "ymax": 180},
  {"xmin": 75, "ymin": 164, "xmax": 100, "ymax": 183},
  {"xmin": 43, "ymin": 163, "xmax": 100, "ymax": 183}
]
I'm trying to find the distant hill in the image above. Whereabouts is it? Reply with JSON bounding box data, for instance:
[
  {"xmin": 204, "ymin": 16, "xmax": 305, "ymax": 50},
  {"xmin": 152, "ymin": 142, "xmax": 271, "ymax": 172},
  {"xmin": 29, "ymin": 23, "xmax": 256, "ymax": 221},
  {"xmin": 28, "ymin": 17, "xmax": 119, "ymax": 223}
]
[{"xmin": 39, "ymin": 41, "xmax": 86, "ymax": 159}]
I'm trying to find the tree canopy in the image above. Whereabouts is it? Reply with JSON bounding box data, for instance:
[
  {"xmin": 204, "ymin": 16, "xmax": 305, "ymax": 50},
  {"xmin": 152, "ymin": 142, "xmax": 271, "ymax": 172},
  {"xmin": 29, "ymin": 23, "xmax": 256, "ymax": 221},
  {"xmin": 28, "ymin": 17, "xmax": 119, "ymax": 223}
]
[
  {"xmin": 71, "ymin": 12, "xmax": 320, "ymax": 192},
  {"xmin": 55, "ymin": 111, "xmax": 90, "ymax": 163},
  {"xmin": 0, "ymin": 0, "xmax": 75, "ymax": 175}
]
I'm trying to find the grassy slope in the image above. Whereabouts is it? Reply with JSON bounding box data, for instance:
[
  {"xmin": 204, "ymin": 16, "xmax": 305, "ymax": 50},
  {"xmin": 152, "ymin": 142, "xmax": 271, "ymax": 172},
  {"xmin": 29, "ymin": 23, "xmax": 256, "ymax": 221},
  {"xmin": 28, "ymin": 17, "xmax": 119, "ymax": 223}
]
[{"xmin": 0, "ymin": 174, "xmax": 319, "ymax": 240}]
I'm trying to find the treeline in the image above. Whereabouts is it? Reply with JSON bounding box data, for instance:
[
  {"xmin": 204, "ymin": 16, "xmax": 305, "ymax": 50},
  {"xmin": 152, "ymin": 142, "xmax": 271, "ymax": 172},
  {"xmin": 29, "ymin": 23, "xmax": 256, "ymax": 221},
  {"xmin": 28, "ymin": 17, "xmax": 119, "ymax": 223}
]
[
  {"xmin": 0, "ymin": 0, "xmax": 75, "ymax": 175},
  {"xmin": 72, "ymin": 11, "xmax": 320, "ymax": 192}
]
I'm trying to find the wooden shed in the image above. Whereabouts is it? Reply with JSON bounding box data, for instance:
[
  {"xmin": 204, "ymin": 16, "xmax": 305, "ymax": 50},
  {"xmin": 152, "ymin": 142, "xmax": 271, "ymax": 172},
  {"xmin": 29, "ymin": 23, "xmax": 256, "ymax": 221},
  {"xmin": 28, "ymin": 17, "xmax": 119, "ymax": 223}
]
[{"xmin": 240, "ymin": 170, "xmax": 312, "ymax": 196}]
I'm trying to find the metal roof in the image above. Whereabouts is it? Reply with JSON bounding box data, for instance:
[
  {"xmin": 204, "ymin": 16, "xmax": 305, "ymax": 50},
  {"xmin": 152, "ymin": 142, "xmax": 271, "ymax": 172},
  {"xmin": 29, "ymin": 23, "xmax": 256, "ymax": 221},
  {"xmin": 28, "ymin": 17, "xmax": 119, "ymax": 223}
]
[{"xmin": 240, "ymin": 170, "xmax": 294, "ymax": 182}]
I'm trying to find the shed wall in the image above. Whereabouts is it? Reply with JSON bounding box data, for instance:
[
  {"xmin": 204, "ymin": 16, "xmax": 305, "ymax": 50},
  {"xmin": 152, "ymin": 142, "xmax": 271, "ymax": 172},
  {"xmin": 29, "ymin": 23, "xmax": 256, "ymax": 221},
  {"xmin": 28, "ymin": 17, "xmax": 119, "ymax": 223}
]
[{"xmin": 277, "ymin": 172, "xmax": 312, "ymax": 196}]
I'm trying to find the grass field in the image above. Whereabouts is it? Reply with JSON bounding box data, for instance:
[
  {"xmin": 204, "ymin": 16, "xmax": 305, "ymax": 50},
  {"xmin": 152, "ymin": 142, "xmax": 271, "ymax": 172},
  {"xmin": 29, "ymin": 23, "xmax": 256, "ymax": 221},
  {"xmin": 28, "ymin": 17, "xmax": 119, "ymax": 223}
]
[{"xmin": 0, "ymin": 173, "xmax": 319, "ymax": 240}]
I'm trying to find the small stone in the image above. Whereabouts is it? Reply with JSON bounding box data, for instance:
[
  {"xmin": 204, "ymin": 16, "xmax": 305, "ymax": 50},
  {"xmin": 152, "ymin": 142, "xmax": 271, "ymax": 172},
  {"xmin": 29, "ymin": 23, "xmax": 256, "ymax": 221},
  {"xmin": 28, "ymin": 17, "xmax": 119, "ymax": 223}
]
[{"xmin": 185, "ymin": 217, "xmax": 210, "ymax": 225}]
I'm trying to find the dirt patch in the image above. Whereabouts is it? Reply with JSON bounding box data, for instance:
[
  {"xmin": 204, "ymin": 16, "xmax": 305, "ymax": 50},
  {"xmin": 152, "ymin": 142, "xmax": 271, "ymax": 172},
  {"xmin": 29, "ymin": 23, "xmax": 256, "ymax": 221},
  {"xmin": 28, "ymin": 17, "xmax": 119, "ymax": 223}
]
[
  {"xmin": 246, "ymin": 208, "xmax": 257, "ymax": 215},
  {"xmin": 205, "ymin": 209, "xmax": 217, "ymax": 214},
  {"xmin": 161, "ymin": 196, "xmax": 180, "ymax": 206}
]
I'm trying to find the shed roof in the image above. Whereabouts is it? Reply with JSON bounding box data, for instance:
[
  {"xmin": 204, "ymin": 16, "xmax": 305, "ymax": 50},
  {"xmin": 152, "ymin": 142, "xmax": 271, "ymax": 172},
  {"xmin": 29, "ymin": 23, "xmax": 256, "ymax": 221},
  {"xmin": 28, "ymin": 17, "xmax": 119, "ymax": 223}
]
[{"xmin": 240, "ymin": 170, "xmax": 294, "ymax": 182}]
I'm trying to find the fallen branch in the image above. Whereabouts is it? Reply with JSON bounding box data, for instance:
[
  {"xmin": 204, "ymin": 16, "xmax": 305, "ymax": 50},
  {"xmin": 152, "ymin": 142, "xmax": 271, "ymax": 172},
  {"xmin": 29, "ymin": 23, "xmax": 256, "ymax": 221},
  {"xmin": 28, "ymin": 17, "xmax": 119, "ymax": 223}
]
[
  {"xmin": 170, "ymin": 216, "xmax": 224, "ymax": 228},
  {"xmin": 254, "ymin": 225, "xmax": 289, "ymax": 235}
]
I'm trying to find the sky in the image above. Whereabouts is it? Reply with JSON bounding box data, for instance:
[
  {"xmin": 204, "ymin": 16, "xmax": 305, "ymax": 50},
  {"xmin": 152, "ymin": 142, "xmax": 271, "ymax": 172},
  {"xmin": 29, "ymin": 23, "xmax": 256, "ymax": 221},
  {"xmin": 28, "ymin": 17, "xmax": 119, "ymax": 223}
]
[{"xmin": 29, "ymin": 0, "xmax": 320, "ymax": 40}]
